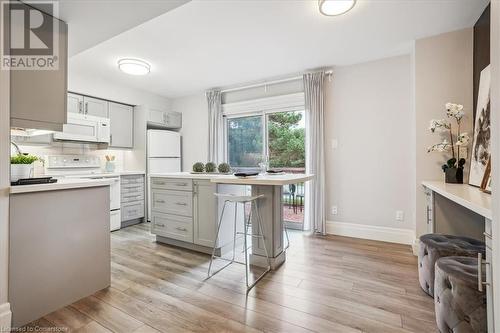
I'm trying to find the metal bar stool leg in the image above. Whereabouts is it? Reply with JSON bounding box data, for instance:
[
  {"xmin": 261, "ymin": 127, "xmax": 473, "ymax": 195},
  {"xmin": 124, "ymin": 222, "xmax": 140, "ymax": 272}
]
[
  {"xmin": 284, "ymin": 223, "xmax": 290, "ymax": 251},
  {"xmin": 207, "ymin": 200, "xmax": 230, "ymax": 279}
]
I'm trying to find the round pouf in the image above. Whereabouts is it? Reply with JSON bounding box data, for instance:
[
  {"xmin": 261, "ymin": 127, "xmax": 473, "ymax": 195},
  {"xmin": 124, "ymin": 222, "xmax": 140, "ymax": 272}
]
[
  {"xmin": 434, "ymin": 256, "xmax": 487, "ymax": 333},
  {"xmin": 418, "ymin": 234, "xmax": 485, "ymax": 297}
]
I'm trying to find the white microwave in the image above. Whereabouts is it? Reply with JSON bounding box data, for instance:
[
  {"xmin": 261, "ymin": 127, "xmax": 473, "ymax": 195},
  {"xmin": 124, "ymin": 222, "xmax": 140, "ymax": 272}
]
[{"xmin": 53, "ymin": 113, "xmax": 110, "ymax": 143}]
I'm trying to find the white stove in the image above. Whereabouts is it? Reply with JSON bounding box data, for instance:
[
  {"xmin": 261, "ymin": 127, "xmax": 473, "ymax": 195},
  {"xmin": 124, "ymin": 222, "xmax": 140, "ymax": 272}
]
[{"xmin": 45, "ymin": 155, "xmax": 121, "ymax": 231}]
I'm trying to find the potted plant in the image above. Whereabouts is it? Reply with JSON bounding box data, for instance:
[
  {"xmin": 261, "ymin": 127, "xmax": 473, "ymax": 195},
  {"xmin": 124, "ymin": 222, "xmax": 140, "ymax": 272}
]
[
  {"xmin": 205, "ymin": 162, "xmax": 217, "ymax": 173},
  {"xmin": 11, "ymin": 154, "xmax": 39, "ymax": 182},
  {"xmin": 192, "ymin": 162, "xmax": 205, "ymax": 173},
  {"xmin": 218, "ymin": 163, "xmax": 231, "ymax": 174},
  {"xmin": 428, "ymin": 103, "xmax": 470, "ymax": 183}
]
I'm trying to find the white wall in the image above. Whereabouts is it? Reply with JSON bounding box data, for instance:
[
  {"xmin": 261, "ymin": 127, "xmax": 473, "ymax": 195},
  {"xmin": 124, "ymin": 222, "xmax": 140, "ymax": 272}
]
[
  {"xmin": 324, "ymin": 55, "xmax": 414, "ymax": 241},
  {"xmin": 171, "ymin": 94, "xmax": 208, "ymax": 171},
  {"xmin": 414, "ymin": 28, "xmax": 473, "ymax": 240},
  {"xmin": 0, "ymin": 50, "xmax": 12, "ymax": 329}
]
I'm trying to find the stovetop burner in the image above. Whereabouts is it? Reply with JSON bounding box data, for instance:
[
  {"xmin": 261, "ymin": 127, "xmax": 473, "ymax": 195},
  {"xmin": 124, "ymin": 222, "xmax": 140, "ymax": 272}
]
[{"xmin": 11, "ymin": 177, "xmax": 58, "ymax": 186}]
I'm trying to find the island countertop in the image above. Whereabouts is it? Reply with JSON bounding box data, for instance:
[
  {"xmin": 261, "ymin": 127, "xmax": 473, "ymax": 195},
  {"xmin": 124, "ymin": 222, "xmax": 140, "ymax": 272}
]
[
  {"xmin": 10, "ymin": 178, "xmax": 114, "ymax": 194},
  {"xmin": 150, "ymin": 172, "xmax": 314, "ymax": 185}
]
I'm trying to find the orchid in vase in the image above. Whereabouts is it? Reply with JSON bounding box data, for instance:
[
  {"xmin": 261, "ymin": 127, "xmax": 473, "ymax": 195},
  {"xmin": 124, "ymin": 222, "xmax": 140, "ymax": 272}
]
[{"xmin": 427, "ymin": 103, "xmax": 470, "ymax": 183}]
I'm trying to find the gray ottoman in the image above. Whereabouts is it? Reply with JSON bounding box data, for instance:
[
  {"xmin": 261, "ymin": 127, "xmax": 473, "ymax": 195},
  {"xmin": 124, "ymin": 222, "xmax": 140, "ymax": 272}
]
[
  {"xmin": 418, "ymin": 234, "xmax": 485, "ymax": 297},
  {"xmin": 434, "ymin": 256, "xmax": 487, "ymax": 333}
]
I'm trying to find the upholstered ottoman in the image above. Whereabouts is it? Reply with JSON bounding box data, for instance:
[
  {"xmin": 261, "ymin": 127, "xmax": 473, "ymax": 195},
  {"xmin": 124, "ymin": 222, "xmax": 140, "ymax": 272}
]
[
  {"xmin": 434, "ymin": 256, "xmax": 487, "ymax": 333},
  {"xmin": 418, "ymin": 234, "xmax": 485, "ymax": 297}
]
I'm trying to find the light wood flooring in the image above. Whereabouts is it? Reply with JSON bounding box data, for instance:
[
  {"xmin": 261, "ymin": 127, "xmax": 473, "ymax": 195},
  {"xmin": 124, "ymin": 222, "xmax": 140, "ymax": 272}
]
[{"xmin": 25, "ymin": 223, "xmax": 437, "ymax": 333}]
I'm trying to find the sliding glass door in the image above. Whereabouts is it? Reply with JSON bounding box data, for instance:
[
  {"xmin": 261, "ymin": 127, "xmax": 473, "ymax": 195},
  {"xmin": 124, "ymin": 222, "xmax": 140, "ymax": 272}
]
[{"xmin": 225, "ymin": 110, "xmax": 306, "ymax": 229}]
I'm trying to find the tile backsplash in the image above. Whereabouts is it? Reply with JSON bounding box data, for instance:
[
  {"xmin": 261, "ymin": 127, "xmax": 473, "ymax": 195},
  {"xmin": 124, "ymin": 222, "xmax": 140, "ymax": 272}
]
[{"xmin": 12, "ymin": 140, "xmax": 126, "ymax": 176}]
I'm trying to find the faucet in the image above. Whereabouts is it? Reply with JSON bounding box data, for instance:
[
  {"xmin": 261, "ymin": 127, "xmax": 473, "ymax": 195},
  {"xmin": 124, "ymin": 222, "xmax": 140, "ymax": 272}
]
[{"xmin": 10, "ymin": 141, "xmax": 22, "ymax": 155}]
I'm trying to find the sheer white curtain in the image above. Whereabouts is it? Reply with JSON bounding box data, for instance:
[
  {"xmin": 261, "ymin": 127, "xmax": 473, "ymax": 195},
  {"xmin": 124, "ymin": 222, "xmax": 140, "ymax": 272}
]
[
  {"xmin": 303, "ymin": 71, "xmax": 327, "ymax": 235},
  {"xmin": 206, "ymin": 89, "xmax": 223, "ymax": 164}
]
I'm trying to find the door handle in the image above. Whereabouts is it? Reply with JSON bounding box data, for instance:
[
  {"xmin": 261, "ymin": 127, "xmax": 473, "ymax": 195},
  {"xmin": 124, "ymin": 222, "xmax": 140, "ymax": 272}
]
[{"xmin": 477, "ymin": 253, "xmax": 490, "ymax": 292}]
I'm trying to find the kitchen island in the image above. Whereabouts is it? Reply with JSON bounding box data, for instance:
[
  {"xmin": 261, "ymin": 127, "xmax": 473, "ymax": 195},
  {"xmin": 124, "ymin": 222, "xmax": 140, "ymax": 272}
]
[
  {"xmin": 149, "ymin": 172, "xmax": 314, "ymax": 268},
  {"xmin": 9, "ymin": 178, "xmax": 113, "ymax": 327}
]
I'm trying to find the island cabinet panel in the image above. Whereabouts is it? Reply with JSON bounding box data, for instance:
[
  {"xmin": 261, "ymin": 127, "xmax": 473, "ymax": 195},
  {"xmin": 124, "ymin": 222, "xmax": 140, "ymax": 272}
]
[
  {"xmin": 151, "ymin": 212, "xmax": 193, "ymax": 243},
  {"xmin": 193, "ymin": 180, "xmax": 218, "ymax": 247},
  {"xmin": 151, "ymin": 189, "xmax": 193, "ymax": 217}
]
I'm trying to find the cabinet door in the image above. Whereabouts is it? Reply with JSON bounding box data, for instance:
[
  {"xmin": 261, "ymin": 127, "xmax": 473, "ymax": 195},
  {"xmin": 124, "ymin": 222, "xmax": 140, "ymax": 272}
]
[
  {"xmin": 84, "ymin": 97, "xmax": 108, "ymax": 118},
  {"xmin": 109, "ymin": 102, "xmax": 133, "ymax": 148},
  {"xmin": 193, "ymin": 181, "xmax": 217, "ymax": 247},
  {"xmin": 67, "ymin": 93, "xmax": 84, "ymax": 114},
  {"xmin": 148, "ymin": 109, "xmax": 165, "ymax": 124},
  {"xmin": 10, "ymin": 14, "xmax": 68, "ymax": 132}
]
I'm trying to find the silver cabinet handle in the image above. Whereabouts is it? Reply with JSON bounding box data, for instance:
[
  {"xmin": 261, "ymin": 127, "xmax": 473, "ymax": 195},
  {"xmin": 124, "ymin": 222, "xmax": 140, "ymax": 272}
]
[
  {"xmin": 176, "ymin": 227, "xmax": 187, "ymax": 232},
  {"xmin": 175, "ymin": 183, "xmax": 188, "ymax": 186},
  {"xmin": 85, "ymin": 102, "xmax": 88, "ymax": 114},
  {"xmin": 176, "ymin": 202, "xmax": 187, "ymax": 206},
  {"xmin": 483, "ymin": 231, "xmax": 492, "ymax": 239},
  {"xmin": 110, "ymin": 134, "xmax": 113, "ymax": 145},
  {"xmin": 156, "ymin": 200, "xmax": 166, "ymax": 204},
  {"xmin": 156, "ymin": 223, "xmax": 165, "ymax": 227},
  {"xmin": 426, "ymin": 206, "xmax": 431, "ymax": 224},
  {"xmin": 154, "ymin": 182, "xmax": 166, "ymax": 185},
  {"xmin": 477, "ymin": 253, "xmax": 490, "ymax": 292},
  {"xmin": 78, "ymin": 101, "xmax": 83, "ymax": 113}
]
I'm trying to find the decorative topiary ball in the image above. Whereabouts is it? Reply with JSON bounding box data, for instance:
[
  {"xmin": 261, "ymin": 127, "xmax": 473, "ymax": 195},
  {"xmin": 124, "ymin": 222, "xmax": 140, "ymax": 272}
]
[
  {"xmin": 192, "ymin": 162, "xmax": 205, "ymax": 173},
  {"xmin": 205, "ymin": 162, "xmax": 217, "ymax": 173},
  {"xmin": 218, "ymin": 163, "xmax": 231, "ymax": 174}
]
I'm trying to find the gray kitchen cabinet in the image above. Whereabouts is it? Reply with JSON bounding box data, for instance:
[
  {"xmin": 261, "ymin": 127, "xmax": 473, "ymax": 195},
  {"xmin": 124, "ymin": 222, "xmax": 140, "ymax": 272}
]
[
  {"xmin": 84, "ymin": 96, "xmax": 108, "ymax": 118},
  {"xmin": 10, "ymin": 5, "xmax": 68, "ymax": 132},
  {"xmin": 193, "ymin": 180, "xmax": 217, "ymax": 247},
  {"xmin": 147, "ymin": 109, "xmax": 182, "ymax": 129},
  {"xmin": 67, "ymin": 93, "xmax": 84, "ymax": 114},
  {"xmin": 109, "ymin": 102, "xmax": 134, "ymax": 148},
  {"xmin": 121, "ymin": 174, "xmax": 145, "ymax": 227}
]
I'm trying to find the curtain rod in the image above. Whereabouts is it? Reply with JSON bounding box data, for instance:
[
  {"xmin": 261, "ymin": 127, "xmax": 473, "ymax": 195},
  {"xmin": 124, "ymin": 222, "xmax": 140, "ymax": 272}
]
[{"xmin": 220, "ymin": 70, "xmax": 333, "ymax": 94}]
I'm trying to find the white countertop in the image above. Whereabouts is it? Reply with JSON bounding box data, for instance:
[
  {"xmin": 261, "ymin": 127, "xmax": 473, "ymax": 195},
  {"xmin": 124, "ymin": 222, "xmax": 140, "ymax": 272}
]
[
  {"xmin": 422, "ymin": 181, "xmax": 492, "ymax": 219},
  {"xmin": 151, "ymin": 172, "xmax": 315, "ymax": 186},
  {"xmin": 55, "ymin": 171, "xmax": 145, "ymax": 179},
  {"xmin": 10, "ymin": 178, "xmax": 114, "ymax": 194}
]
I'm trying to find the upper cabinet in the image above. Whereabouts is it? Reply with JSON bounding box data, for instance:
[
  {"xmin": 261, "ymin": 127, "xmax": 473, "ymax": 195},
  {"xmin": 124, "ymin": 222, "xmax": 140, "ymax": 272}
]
[
  {"xmin": 67, "ymin": 93, "xmax": 84, "ymax": 114},
  {"xmin": 84, "ymin": 96, "xmax": 108, "ymax": 118},
  {"xmin": 109, "ymin": 102, "xmax": 134, "ymax": 149},
  {"xmin": 10, "ymin": 3, "xmax": 68, "ymax": 131},
  {"xmin": 148, "ymin": 109, "xmax": 182, "ymax": 129}
]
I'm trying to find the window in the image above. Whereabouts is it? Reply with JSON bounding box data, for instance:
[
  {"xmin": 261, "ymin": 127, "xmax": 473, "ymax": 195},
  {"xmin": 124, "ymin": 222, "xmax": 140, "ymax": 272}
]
[{"xmin": 227, "ymin": 116, "xmax": 263, "ymax": 168}]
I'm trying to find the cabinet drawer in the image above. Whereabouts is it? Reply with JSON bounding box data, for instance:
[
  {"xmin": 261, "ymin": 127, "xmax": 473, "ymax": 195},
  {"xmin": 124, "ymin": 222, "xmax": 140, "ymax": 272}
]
[
  {"xmin": 151, "ymin": 212, "xmax": 193, "ymax": 243},
  {"xmin": 150, "ymin": 178, "xmax": 193, "ymax": 192},
  {"xmin": 151, "ymin": 190, "xmax": 192, "ymax": 217},
  {"xmin": 121, "ymin": 175, "xmax": 144, "ymax": 185},
  {"xmin": 121, "ymin": 202, "xmax": 144, "ymax": 221},
  {"xmin": 121, "ymin": 192, "xmax": 145, "ymax": 203},
  {"xmin": 121, "ymin": 184, "xmax": 144, "ymax": 194}
]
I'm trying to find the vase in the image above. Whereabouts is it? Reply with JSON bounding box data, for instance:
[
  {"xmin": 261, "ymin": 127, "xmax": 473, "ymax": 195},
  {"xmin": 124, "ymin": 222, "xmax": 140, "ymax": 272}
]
[
  {"xmin": 11, "ymin": 164, "xmax": 33, "ymax": 182},
  {"xmin": 105, "ymin": 161, "xmax": 116, "ymax": 173},
  {"xmin": 445, "ymin": 167, "xmax": 463, "ymax": 184}
]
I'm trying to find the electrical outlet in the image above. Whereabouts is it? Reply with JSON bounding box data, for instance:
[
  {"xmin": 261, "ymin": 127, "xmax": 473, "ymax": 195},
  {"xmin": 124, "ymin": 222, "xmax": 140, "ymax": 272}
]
[
  {"xmin": 331, "ymin": 206, "xmax": 338, "ymax": 215},
  {"xmin": 396, "ymin": 210, "xmax": 404, "ymax": 221}
]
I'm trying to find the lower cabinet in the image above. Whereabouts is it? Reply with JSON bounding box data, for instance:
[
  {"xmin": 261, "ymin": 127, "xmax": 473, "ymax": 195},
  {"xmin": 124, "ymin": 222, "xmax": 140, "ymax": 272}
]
[
  {"xmin": 150, "ymin": 178, "xmax": 217, "ymax": 248},
  {"xmin": 121, "ymin": 174, "xmax": 145, "ymax": 226}
]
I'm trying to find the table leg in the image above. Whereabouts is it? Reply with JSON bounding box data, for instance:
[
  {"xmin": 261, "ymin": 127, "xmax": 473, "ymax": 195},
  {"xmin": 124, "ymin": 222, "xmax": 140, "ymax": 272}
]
[{"xmin": 250, "ymin": 184, "xmax": 285, "ymax": 269}]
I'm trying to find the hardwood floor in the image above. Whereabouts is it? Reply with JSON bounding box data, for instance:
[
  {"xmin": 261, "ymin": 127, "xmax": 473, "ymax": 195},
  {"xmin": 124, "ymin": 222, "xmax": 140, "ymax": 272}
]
[{"xmin": 25, "ymin": 223, "xmax": 437, "ymax": 333}]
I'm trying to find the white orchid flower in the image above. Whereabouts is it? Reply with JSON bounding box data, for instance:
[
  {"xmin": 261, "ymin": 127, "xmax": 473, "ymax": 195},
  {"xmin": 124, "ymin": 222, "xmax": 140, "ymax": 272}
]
[
  {"xmin": 456, "ymin": 132, "xmax": 470, "ymax": 146},
  {"xmin": 429, "ymin": 119, "xmax": 451, "ymax": 133}
]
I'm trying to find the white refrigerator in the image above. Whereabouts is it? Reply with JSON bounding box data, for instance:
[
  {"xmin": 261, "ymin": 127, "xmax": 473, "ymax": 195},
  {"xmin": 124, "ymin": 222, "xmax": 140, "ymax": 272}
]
[{"xmin": 147, "ymin": 129, "xmax": 181, "ymax": 220}]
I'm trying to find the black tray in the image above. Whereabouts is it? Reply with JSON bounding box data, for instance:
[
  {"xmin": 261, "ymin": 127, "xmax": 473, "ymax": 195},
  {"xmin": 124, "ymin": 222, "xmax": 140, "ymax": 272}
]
[{"xmin": 11, "ymin": 177, "xmax": 57, "ymax": 186}]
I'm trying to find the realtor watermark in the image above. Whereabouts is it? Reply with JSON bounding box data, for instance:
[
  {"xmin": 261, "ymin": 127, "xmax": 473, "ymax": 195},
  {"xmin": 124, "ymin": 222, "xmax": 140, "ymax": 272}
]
[{"xmin": 1, "ymin": 0, "xmax": 60, "ymax": 70}]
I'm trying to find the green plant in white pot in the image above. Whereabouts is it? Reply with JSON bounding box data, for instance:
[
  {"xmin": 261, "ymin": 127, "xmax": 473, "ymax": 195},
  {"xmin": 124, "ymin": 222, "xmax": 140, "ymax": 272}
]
[{"xmin": 11, "ymin": 154, "xmax": 38, "ymax": 182}]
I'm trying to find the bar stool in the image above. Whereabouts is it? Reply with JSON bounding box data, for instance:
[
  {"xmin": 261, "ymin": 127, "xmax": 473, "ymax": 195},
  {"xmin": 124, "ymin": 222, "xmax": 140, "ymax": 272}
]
[{"xmin": 207, "ymin": 193, "xmax": 271, "ymax": 292}]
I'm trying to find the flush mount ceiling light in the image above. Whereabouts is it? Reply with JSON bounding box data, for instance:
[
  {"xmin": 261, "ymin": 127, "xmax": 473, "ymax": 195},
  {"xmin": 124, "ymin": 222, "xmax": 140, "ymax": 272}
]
[
  {"xmin": 319, "ymin": 0, "xmax": 356, "ymax": 16},
  {"xmin": 117, "ymin": 58, "xmax": 151, "ymax": 75}
]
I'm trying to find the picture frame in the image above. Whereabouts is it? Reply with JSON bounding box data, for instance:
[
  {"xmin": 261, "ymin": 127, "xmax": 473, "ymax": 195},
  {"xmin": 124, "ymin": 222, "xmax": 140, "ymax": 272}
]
[
  {"xmin": 480, "ymin": 157, "xmax": 491, "ymax": 194},
  {"xmin": 469, "ymin": 64, "xmax": 491, "ymax": 187}
]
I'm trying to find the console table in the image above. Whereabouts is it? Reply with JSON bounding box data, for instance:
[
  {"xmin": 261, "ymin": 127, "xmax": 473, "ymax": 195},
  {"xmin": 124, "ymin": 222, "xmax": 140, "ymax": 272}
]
[{"xmin": 422, "ymin": 181, "xmax": 494, "ymax": 332}]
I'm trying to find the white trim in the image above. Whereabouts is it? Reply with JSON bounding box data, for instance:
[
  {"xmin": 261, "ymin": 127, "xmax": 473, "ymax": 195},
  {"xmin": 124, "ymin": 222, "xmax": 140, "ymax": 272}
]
[
  {"xmin": 222, "ymin": 92, "xmax": 305, "ymax": 116},
  {"xmin": 0, "ymin": 303, "xmax": 11, "ymax": 331},
  {"xmin": 326, "ymin": 221, "xmax": 416, "ymax": 245}
]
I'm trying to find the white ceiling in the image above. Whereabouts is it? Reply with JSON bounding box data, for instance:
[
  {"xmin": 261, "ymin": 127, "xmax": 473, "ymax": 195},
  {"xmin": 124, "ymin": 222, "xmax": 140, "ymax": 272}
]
[
  {"xmin": 30, "ymin": 0, "xmax": 190, "ymax": 56},
  {"xmin": 68, "ymin": 0, "xmax": 489, "ymax": 99}
]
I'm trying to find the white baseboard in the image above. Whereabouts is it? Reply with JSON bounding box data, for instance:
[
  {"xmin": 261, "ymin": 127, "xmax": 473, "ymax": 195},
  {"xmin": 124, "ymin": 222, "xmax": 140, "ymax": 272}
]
[
  {"xmin": 326, "ymin": 221, "xmax": 415, "ymax": 245},
  {"xmin": 411, "ymin": 238, "xmax": 419, "ymax": 256},
  {"xmin": 0, "ymin": 302, "xmax": 11, "ymax": 331}
]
